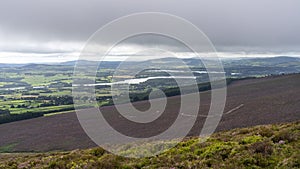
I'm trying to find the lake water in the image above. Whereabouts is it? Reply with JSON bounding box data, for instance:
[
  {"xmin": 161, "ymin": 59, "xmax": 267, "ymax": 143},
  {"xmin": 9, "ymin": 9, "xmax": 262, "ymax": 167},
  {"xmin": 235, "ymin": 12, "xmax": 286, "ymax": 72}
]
[{"xmin": 82, "ymin": 76, "xmax": 197, "ymax": 87}]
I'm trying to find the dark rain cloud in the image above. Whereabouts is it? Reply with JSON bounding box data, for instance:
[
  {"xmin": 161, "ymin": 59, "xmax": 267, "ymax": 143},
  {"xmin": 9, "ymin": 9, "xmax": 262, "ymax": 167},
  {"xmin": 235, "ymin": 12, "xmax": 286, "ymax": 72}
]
[{"xmin": 1, "ymin": 0, "xmax": 300, "ymax": 54}]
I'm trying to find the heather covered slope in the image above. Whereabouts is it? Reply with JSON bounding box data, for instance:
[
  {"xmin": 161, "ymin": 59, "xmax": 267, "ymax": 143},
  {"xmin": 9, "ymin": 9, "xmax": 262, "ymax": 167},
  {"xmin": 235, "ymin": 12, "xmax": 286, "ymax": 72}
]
[
  {"xmin": 0, "ymin": 121, "xmax": 299, "ymax": 169},
  {"xmin": 0, "ymin": 74, "xmax": 299, "ymax": 152}
]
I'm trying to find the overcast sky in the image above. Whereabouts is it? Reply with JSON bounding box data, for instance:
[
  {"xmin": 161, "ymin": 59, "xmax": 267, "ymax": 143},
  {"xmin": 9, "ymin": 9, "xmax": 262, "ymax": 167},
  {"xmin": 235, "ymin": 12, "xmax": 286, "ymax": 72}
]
[{"xmin": 1, "ymin": 0, "xmax": 300, "ymax": 63}]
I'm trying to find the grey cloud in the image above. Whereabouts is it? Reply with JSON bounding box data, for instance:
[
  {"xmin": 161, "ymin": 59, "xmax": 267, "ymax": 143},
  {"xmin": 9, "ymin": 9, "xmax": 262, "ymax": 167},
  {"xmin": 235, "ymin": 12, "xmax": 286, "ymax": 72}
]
[{"xmin": 0, "ymin": 0, "xmax": 300, "ymax": 54}]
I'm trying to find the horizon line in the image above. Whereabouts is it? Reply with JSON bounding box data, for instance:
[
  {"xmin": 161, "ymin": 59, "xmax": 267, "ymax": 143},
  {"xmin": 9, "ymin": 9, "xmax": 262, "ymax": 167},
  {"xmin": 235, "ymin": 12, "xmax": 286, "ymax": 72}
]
[{"xmin": 0, "ymin": 55, "xmax": 300, "ymax": 65}]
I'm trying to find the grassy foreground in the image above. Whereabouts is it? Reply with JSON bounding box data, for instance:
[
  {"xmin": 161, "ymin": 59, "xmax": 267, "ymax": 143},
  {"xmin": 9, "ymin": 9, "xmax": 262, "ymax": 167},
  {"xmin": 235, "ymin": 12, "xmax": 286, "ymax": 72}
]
[{"xmin": 0, "ymin": 121, "xmax": 299, "ymax": 169}]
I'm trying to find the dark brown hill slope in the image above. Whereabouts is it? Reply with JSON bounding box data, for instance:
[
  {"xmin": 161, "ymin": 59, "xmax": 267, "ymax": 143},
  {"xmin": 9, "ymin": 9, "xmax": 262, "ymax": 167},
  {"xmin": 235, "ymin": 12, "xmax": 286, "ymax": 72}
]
[{"xmin": 0, "ymin": 74, "xmax": 299, "ymax": 152}]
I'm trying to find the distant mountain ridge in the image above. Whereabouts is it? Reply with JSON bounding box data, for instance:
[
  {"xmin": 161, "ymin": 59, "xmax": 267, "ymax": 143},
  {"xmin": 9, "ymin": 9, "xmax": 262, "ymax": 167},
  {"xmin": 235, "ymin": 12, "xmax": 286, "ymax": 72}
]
[
  {"xmin": 0, "ymin": 56, "xmax": 299, "ymax": 68},
  {"xmin": 224, "ymin": 56, "xmax": 300, "ymax": 67}
]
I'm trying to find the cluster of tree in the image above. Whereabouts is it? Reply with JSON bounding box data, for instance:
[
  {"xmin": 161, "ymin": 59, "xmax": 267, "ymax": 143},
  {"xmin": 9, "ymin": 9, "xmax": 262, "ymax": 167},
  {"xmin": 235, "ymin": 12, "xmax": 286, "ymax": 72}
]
[
  {"xmin": 96, "ymin": 96, "xmax": 112, "ymax": 102},
  {"xmin": 0, "ymin": 109, "xmax": 10, "ymax": 115},
  {"xmin": 10, "ymin": 104, "xmax": 29, "ymax": 108},
  {"xmin": 9, "ymin": 95, "xmax": 74, "ymax": 109},
  {"xmin": 0, "ymin": 112, "xmax": 43, "ymax": 124},
  {"xmin": 101, "ymin": 77, "xmax": 251, "ymax": 106},
  {"xmin": 0, "ymin": 77, "xmax": 23, "ymax": 82},
  {"xmin": 21, "ymin": 92, "xmax": 39, "ymax": 95},
  {"xmin": 1, "ymin": 81, "xmax": 30, "ymax": 88},
  {"xmin": 101, "ymin": 82, "xmax": 212, "ymax": 106},
  {"xmin": 0, "ymin": 106, "xmax": 76, "ymax": 124},
  {"xmin": 36, "ymin": 95, "xmax": 74, "ymax": 106},
  {"xmin": 135, "ymin": 71, "xmax": 170, "ymax": 78},
  {"xmin": 226, "ymin": 76, "xmax": 257, "ymax": 84},
  {"xmin": 48, "ymin": 82, "xmax": 71, "ymax": 88}
]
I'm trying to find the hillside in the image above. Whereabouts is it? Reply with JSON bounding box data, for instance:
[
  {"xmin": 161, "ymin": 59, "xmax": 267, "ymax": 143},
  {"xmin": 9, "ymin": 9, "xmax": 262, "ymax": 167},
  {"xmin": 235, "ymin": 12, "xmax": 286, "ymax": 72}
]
[
  {"xmin": 0, "ymin": 74, "xmax": 299, "ymax": 152},
  {"xmin": 0, "ymin": 121, "xmax": 299, "ymax": 169}
]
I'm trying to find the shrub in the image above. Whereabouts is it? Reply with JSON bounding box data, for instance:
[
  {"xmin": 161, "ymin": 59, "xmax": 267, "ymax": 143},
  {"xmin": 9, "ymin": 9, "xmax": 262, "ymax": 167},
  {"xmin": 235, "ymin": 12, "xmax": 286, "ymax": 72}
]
[
  {"xmin": 272, "ymin": 129, "xmax": 297, "ymax": 143},
  {"xmin": 250, "ymin": 141, "xmax": 273, "ymax": 156},
  {"xmin": 240, "ymin": 135, "xmax": 263, "ymax": 144},
  {"xmin": 257, "ymin": 126, "xmax": 274, "ymax": 137},
  {"xmin": 90, "ymin": 147, "xmax": 106, "ymax": 157}
]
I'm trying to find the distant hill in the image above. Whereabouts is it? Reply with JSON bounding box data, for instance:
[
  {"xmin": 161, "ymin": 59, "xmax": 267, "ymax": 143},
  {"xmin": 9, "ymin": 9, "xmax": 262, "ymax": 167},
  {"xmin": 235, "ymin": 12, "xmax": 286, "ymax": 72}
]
[
  {"xmin": 225, "ymin": 56, "xmax": 300, "ymax": 67},
  {"xmin": 1, "ymin": 56, "xmax": 299, "ymax": 68},
  {"xmin": 21, "ymin": 63, "xmax": 53, "ymax": 69},
  {"xmin": 60, "ymin": 60, "xmax": 122, "ymax": 69},
  {"xmin": 253, "ymin": 56, "xmax": 300, "ymax": 63},
  {"xmin": 140, "ymin": 56, "xmax": 300, "ymax": 68},
  {"xmin": 60, "ymin": 60, "xmax": 97, "ymax": 66},
  {"xmin": 0, "ymin": 63, "xmax": 26, "ymax": 68}
]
